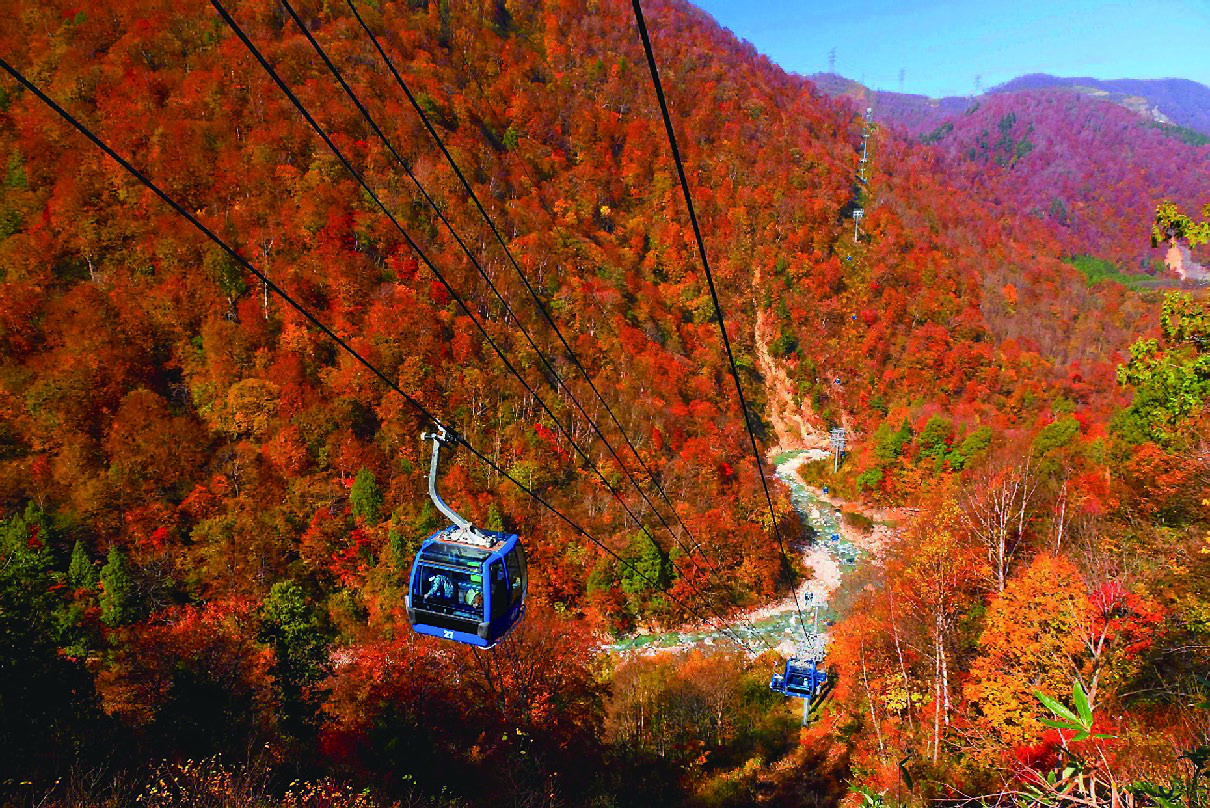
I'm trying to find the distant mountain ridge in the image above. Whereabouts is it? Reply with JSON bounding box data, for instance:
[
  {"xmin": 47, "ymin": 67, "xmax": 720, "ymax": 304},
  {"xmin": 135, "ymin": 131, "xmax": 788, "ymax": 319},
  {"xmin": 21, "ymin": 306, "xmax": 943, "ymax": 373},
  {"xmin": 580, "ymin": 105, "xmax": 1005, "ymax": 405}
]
[
  {"xmin": 989, "ymin": 74, "xmax": 1210, "ymax": 135},
  {"xmin": 808, "ymin": 72, "xmax": 970, "ymax": 134},
  {"xmin": 811, "ymin": 72, "xmax": 1210, "ymax": 139}
]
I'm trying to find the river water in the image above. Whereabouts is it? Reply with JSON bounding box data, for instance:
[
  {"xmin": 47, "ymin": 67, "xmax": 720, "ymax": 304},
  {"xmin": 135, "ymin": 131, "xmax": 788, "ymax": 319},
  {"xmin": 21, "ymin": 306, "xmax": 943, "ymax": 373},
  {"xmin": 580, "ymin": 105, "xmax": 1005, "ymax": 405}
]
[{"xmin": 605, "ymin": 450, "xmax": 865, "ymax": 656}]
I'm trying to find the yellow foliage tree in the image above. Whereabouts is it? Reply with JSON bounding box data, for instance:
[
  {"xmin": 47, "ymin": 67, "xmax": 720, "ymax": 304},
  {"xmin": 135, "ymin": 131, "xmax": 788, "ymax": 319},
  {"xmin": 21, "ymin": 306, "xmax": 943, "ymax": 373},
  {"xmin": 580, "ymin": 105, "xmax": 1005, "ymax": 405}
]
[
  {"xmin": 225, "ymin": 377, "xmax": 280, "ymax": 439},
  {"xmin": 964, "ymin": 553, "xmax": 1088, "ymax": 748}
]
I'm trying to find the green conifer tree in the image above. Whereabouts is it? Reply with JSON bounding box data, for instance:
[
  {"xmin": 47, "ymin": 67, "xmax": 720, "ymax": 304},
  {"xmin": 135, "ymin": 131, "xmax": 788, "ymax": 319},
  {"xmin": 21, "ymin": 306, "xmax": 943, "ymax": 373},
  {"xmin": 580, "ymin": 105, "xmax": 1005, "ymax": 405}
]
[
  {"xmin": 485, "ymin": 503, "xmax": 505, "ymax": 533},
  {"xmin": 620, "ymin": 530, "xmax": 671, "ymax": 595},
  {"xmin": 260, "ymin": 581, "xmax": 330, "ymax": 739},
  {"xmin": 350, "ymin": 467, "xmax": 383, "ymax": 523},
  {"xmin": 99, "ymin": 546, "xmax": 135, "ymax": 627},
  {"xmin": 68, "ymin": 540, "xmax": 97, "ymax": 589}
]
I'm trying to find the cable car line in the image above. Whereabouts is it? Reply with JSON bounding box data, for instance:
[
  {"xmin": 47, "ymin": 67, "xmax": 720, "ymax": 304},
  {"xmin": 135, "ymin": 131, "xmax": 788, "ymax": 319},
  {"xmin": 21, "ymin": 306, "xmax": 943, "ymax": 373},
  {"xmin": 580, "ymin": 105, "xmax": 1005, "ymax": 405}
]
[
  {"xmin": 344, "ymin": 0, "xmax": 718, "ymax": 571},
  {"xmin": 0, "ymin": 54, "xmax": 758, "ymax": 653},
  {"xmin": 630, "ymin": 0, "xmax": 812, "ymax": 641},
  {"xmin": 339, "ymin": 1, "xmax": 781, "ymax": 651},
  {"xmin": 234, "ymin": 0, "xmax": 771, "ymax": 651},
  {"xmin": 278, "ymin": 0, "xmax": 717, "ymax": 588}
]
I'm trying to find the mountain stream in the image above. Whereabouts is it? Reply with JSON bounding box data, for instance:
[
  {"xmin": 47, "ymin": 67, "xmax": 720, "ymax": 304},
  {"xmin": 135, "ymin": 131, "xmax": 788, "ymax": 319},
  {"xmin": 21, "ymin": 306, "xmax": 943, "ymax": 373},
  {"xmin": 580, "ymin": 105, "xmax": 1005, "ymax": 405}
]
[{"xmin": 605, "ymin": 450, "xmax": 868, "ymax": 657}]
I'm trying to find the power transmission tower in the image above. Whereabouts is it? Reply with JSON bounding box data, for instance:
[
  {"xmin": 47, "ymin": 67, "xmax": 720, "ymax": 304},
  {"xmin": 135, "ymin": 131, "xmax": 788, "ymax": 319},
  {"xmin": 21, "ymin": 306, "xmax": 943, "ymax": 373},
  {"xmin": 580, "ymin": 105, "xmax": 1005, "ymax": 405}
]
[{"xmin": 828, "ymin": 47, "xmax": 836, "ymax": 74}]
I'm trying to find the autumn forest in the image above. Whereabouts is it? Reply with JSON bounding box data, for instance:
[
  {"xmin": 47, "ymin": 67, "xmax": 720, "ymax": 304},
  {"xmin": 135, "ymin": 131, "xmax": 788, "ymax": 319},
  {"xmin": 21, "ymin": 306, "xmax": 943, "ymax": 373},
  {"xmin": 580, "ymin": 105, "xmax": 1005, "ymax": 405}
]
[{"xmin": 1, "ymin": 0, "xmax": 1209, "ymax": 805}]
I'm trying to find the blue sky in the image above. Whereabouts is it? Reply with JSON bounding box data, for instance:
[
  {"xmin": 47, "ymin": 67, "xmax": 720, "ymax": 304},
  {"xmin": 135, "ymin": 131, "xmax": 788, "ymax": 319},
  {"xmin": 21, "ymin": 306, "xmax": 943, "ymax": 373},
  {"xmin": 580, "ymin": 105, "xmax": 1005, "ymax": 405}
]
[{"xmin": 690, "ymin": 0, "xmax": 1210, "ymax": 99}]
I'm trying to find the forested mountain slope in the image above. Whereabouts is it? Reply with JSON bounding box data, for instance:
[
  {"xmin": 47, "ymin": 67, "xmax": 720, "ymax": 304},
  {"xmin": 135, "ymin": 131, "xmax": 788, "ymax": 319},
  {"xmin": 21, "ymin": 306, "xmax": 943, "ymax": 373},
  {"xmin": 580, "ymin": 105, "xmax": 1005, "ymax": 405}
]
[
  {"xmin": 908, "ymin": 89, "xmax": 1210, "ymax": 270},
  {"xmin": 0, "ymin": 0, "xmax": 1202, "ymax": 805}
]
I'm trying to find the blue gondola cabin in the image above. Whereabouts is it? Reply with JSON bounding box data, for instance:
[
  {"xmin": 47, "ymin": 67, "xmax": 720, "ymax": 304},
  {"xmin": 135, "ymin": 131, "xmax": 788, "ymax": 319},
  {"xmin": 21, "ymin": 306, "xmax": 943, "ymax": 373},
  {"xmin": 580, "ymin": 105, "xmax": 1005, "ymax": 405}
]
[
  {"xmin": 407, "ymin": 525, "xmax": 528, "ymax": 647},
  {"xmin": 770, "ymin": 658, "xmax": 827, "ymax": 699}
]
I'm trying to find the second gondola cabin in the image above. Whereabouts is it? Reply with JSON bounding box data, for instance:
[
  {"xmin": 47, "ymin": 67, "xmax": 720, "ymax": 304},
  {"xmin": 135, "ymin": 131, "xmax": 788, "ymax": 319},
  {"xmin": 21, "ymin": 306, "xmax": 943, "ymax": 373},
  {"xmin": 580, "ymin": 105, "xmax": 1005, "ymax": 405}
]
[{"xmin": 769, "ymin": 657, "xmax": 827, "ymax": 699}]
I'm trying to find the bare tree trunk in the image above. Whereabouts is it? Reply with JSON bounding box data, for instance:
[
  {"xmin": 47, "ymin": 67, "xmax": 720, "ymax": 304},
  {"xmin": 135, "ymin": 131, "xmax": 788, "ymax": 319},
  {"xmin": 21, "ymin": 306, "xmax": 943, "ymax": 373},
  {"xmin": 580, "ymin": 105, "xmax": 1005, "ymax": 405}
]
[
  {"xmin": 888, "ymin": 585, "xmax": 916, "ymax": 731},
  {"xmin": 932, "ymin": 613, "xmax": 949, "ymax": 764},
  {"xmin": 1054, "ymin": 477, "xmax": 1068, "ymax": 553},
  {"xmin": 1015, "ymin": 455, "xmax": 1039, "ymax": 558},
  {"xmin": 1078, "ymin": 603, "xmax": 1113, "ymax": 710},
  {"xmin": 963, "ymin": 454, "xmax": 1037, "ymax": 591},
  {"xmin": 860, "ymin": 638, "xmax": 886, "ymax": 763},
  {"xmin": 940, "ymin": 635, "xmax": 951, "ymax": 720},
  {"xmin": 933, "ymin": 640, "xmax": 942, "ymax": 764}
]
